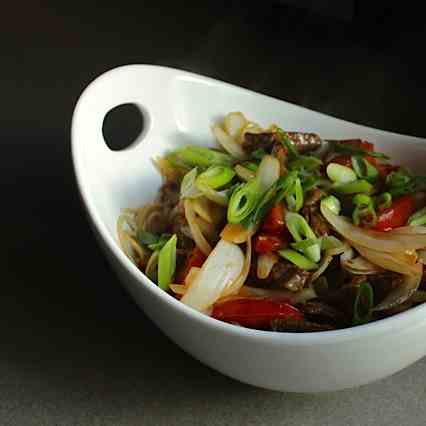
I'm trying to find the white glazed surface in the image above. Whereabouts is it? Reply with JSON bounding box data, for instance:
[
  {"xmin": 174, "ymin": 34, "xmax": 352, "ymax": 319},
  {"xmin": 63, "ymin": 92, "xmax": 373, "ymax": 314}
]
[{"xmin": 71, "ymin": 64, "xmax": 426, "ymax": 392}]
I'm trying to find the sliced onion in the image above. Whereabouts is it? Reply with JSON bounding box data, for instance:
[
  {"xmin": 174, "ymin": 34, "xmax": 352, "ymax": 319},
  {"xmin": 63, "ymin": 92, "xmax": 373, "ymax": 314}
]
[
  {"xmin": 239, "ymin": 286, "xmax": 317, "ymax": 304},
  {"xmin": 256, "ymin": 155, "xmax": 280, "ymax": 191},
  {"xmin": 220, "ymin": 223, "xmax": 255, "ymax": 244},
  {"xmin": 235, "ymin": 164, "xmax": 255, "ymax": 181},
  {"xmin": 353, "ymin": 243, "xmax": 420, "ymax": 276},
  {"xmin": 310, "ymin": 255, "xmax": 333, "ymax": 283},
  {"xmin": 170, "ymin": 284, "xmax": 186, "ymax": 295},
  {"xmin": 212, "ymin": 124, "xmax": 247, "ymax": 160},
  {"xmin": 239, "ymin": 121, "xmax": 263, "ymax": 143},
  {"xmin": 388, "ymin": 226, "xmax": 426, "ymax": 235},
  {"xmin": 418, "ymin": 250, "xmax": 426, "ymax": 264},
  {"xmin": 184, "ymin": 199, "xmax": 212, "ymax": 256},
  {"xmin": 185, "ymin": 267, "xmax": 201, "ymax": 287},
  {"xmin": 221, "ymin": 236, "xmax": 253, "ymax": 297},
  {"xmin": 194, "ymin": 216, "xmax": 217, "ymax": 242},
  {"xmin": 192, "ymin": 197, "xmax": 214, "ymax": 223},
  {"xmin": 257, "ymin": 252, "xmax": 278, "ymax": 279},
  {"xmin": 180, "ymin": 239, "xmax": 245, "ymax": 312},
  {"xmin": 373, "ymin": 263, "xmax": 423, "ymax": 311},
  {"xmin": 342, "ymin": 255, "xmax": 384, "ymax": 275},
  {"xmin": 321, "ymin": 204, "xmax": 426, "ymax": 253},
  {"xmin": 223, "ymin": 112, "xmax": 247, "ymax": 140}
]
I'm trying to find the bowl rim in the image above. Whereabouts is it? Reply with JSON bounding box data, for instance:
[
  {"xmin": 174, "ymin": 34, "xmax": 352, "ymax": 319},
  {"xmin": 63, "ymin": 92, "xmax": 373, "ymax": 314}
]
[{"xmin": 71, "ymin": 63, "xmax": 426, "ymax": 346}]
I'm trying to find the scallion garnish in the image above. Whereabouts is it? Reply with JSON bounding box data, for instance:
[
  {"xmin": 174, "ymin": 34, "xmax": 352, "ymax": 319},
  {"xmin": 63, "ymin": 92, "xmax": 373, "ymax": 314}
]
[
  {"xmin": 278, "ymin": 249, "xmax": 318, "ymax": 270},
  {"xmin": 157, "ymin": 234, "xmax": 177, "ymax": 291},
  {"xmin": 408, "ymin": 207, "xmax": 426, "ymax": 226},
  {"xmin": 196, "ymin": 165, "xmax": 235, "ymax": 189}
]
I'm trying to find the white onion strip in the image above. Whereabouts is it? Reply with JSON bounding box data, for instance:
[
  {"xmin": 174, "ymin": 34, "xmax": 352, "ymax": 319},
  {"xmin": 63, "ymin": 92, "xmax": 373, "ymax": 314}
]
[
  {"xmin": 257, "ymin": 252, "xmax": 278, "ymax": 279},
  {"xmin": 180, "ymin": 240, "xmax": 244, "ymax": 312},
  {"xmin": 212, "ymin": 124, "xmax": 247, "ymax": 160},
  {"xmin": 184, "ymin": 199, "xmax": 212, "ymax": 256},
  {"xmin": 321, "ymin": 204, "xmax": 426, "ymax": 253}
]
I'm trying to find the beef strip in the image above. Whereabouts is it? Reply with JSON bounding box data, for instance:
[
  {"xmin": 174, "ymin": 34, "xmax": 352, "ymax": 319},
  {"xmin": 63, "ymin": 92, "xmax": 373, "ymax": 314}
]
[
  {"xmin": 242, "ymin": 132, "xmax": 279, "ymax": 153},
  {"xmin": 156, "ymin": 180, "xmax": 180, "ymax": 207},
  {"xmin": 243, "ymin": 131, "xmax": 322, "ymax": 155},
  {"xmin": 249, "ymin": 258, "xmax": 311, "ymax": 291},
  {"xmin": 285, "ymin": 132, "xmax": 322, "ymax": 153},
  {"xmin": 299, "ymin": 300, "xmax": 348, "ymax": 327},
  {"xmin": 271, "ymin": 318, "xmax": 335, "ymax": 332}
]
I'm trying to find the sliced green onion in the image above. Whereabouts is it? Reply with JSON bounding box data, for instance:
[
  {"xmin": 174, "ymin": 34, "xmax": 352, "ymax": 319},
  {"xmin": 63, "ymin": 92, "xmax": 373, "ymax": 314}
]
[
  {"xmin": 172, "ymin": 146, "xmax": 232, "ymax": 168},
  {"xmin": 275, "ymin": 171, "xmax": 298, "ymax": 203},
  {"xmin": 408, "ymin": 207, "xmax": 426, "ymax": 226},
  {"xmin": 285, "ymin": 177, "xmax": 304, "ymax": 212},
  {"xmin": 285, "ymin": 212, "xmax": 320, "ymax": 262},
  {"xmin": 326, "ymin": 163, "xmax": 357, "ymax": 184},
  {"xmin": 351, "ymin": 155, "xmax": 379, "ymax": 183},
  {"xmin": 157, "ymin": 234, "xmax": 177, "ymax": 291},
  {"xmin": 333, "ymin": 142, "xmax": 389, "ymax": 159},
  {"xmin": 289, "ymin": 155, "xmax": 322, "ymax": 172},
  {"xmin": 291, "ymin": 237, "xmax": 319, "ymax": 251},
  {"xmin": 181, "ymin": 168, "xmax": 202, "ymax": 199},
  {"xmin": 196, "ymin": 165, "xmax": 235, "ymax": 189},
  {"xmin": 227, "ymin": 179, "xmax": 262, "ymax": 224},
  {"xmin": 333, "ymin": 179, "xmax": 373, "ymax": 194},
  {"xmin": 321, "ymin": 235, "xmax": 344, "ymax": 251},
  {"xmin": 242, "ymin": 161, "xmax": 259, "ymax": 172},
  {"xmin": 250, "ymin": 184, "xmax": 278, "ymax": 226},
  {"xmin": 352, "ymin": 194, "xmax": 376, "ymax": 227},
  {"xmin": 197, "ymin": 184, "xmax": 229, "ymax": 206},
  {"xmin": 278, "ymin": 249, "xmax": 318, "ymax": 270},
  {"xmin": 321, "ymin": 195, "xmax": 341, "ymax": 215},
  {"xmin": 276, "ymin": 128, "xmax": 299, "ymax": 158},
  {"xmin": 375, "ymin": 192, "xmax": 392, "ymax": 211},
  {"xmin": 353, "ymin": 281, "xmax": 374, "ymax": 325}
]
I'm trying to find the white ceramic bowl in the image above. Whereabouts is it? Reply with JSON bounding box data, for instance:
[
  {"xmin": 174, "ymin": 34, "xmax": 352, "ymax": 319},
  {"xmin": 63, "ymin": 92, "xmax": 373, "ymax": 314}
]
[{"xmin": 71, "ymin": 64, "xmax": 426, "ymax": 392}]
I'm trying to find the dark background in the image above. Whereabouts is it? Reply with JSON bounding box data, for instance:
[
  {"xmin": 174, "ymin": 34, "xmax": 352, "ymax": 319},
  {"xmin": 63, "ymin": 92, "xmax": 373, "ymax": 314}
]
[{"xmin": 3, "ymin": 2, "xmax": 426, "ymax": 425}]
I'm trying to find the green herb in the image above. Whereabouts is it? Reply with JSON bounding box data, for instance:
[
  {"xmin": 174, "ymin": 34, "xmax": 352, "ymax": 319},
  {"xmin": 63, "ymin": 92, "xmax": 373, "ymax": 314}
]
[
  {"xmin": 275, "ymin": 171, "xmax": 299, "ymax": 203},
  {"xmin": 137, "ymin": 230, "xmax": 160, "ymax": 246},
  {"xmin": 242, "ymin": 161, "xmax": 259, "ymax": 172},
  {"xmin": 408, "ymin": 207, "xmax": 426, "ymax": 226},
  {"xmin": 353, "ymin": 281, "xmax": 374, "ymax": 325},
  {"xmin": 386, "ymin": 169, "xmax": 426, "ymax": 197},
  {"xmin": 157, "ymin": 234, "xmax": 177, "ymax": 291},
  {"xmin": 250, "ymin": 148, "xmax": 267, "ymax": 160},
  {"xmin": 148, "ymin": 234, "xmax": 172, "ymax": 251},
  {"xmin": 333, "ymin": 142, "xmax": 389, "ymax": 159},
  {"xmin": 278, "ymin": 249, "xmax": 318, "ymax": 271},
  {"xmin": 288, "ymin": 156, "xmax": 322, "ymax": 172},
  {"xmin": 276, "ymin": 128, "xmax": 299, "ymax": 158}
]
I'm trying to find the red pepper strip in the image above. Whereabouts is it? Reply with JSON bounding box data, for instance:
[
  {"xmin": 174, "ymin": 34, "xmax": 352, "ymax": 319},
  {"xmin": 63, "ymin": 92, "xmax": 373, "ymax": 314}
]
[
  {"xmin": 334, "ymin": 139, "xmax": 377, "ymax": 167},
  {"xmin": 262, "ymin": 203, "xmax": 286, "ymax": 234},
  {"xmin": 211, "ymin": 297, "xmax": 304, "ymax": 329},
  {"xmin": 175, "ymin": 247, "xmax": 206, "ymax": 283},
  {"xmin": 254, "ymin": 233, "xmax": 287, "ymax": 254},
  {"xmin": 377, "ymin": 164, "xmax": 400, "ymax": 178},
  {"xmin": 374, "ymin": 194, "xmax": 415, "ymax": 231}
]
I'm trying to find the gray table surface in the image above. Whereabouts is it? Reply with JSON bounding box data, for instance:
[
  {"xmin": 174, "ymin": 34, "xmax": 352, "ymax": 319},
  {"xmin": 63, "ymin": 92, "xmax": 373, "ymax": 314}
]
[{"xmin": 3, "ymin": 2, "xmax": 426, "ymax": 425}]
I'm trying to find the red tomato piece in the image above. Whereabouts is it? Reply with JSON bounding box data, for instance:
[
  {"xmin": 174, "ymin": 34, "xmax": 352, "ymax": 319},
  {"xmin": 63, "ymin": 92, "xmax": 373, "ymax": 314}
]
[
  {"xmin": 175, "ymin": 247, "xmax": 206, "ymax": 283},
  {"xmin": 331, "ymin": 155, "xmax": 353, "ymax": 168},
  {"xmin": 374, "ymin": 195, "xmax": 415, "ymax": 231},
  {"xmin": 262, "ymin": 203, "xmax": 286, "ymax": 234},
  {"xmin": 336, "ymin": 139, "xmax": 377, "ymax": 166},
  {"xmin": 254, "ymin": 233, "xmax": 286, "ymax": 254},
  {"xmin": 211, "ymin": 298, "xmax": 304, "ymax": 329}
]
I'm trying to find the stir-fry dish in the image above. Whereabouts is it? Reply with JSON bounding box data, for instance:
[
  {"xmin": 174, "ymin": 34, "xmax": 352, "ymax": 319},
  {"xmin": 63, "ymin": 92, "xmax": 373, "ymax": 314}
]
[{"xmin": 118, "ymin": 112, "xmax": 426, "ymax": 332}]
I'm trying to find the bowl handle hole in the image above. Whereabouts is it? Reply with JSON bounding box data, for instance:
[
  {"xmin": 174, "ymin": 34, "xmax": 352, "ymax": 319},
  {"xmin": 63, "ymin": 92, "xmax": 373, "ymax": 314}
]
[{"xmin": 102, "ymin": 103, "xmax": 145, "ymax": 151}]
